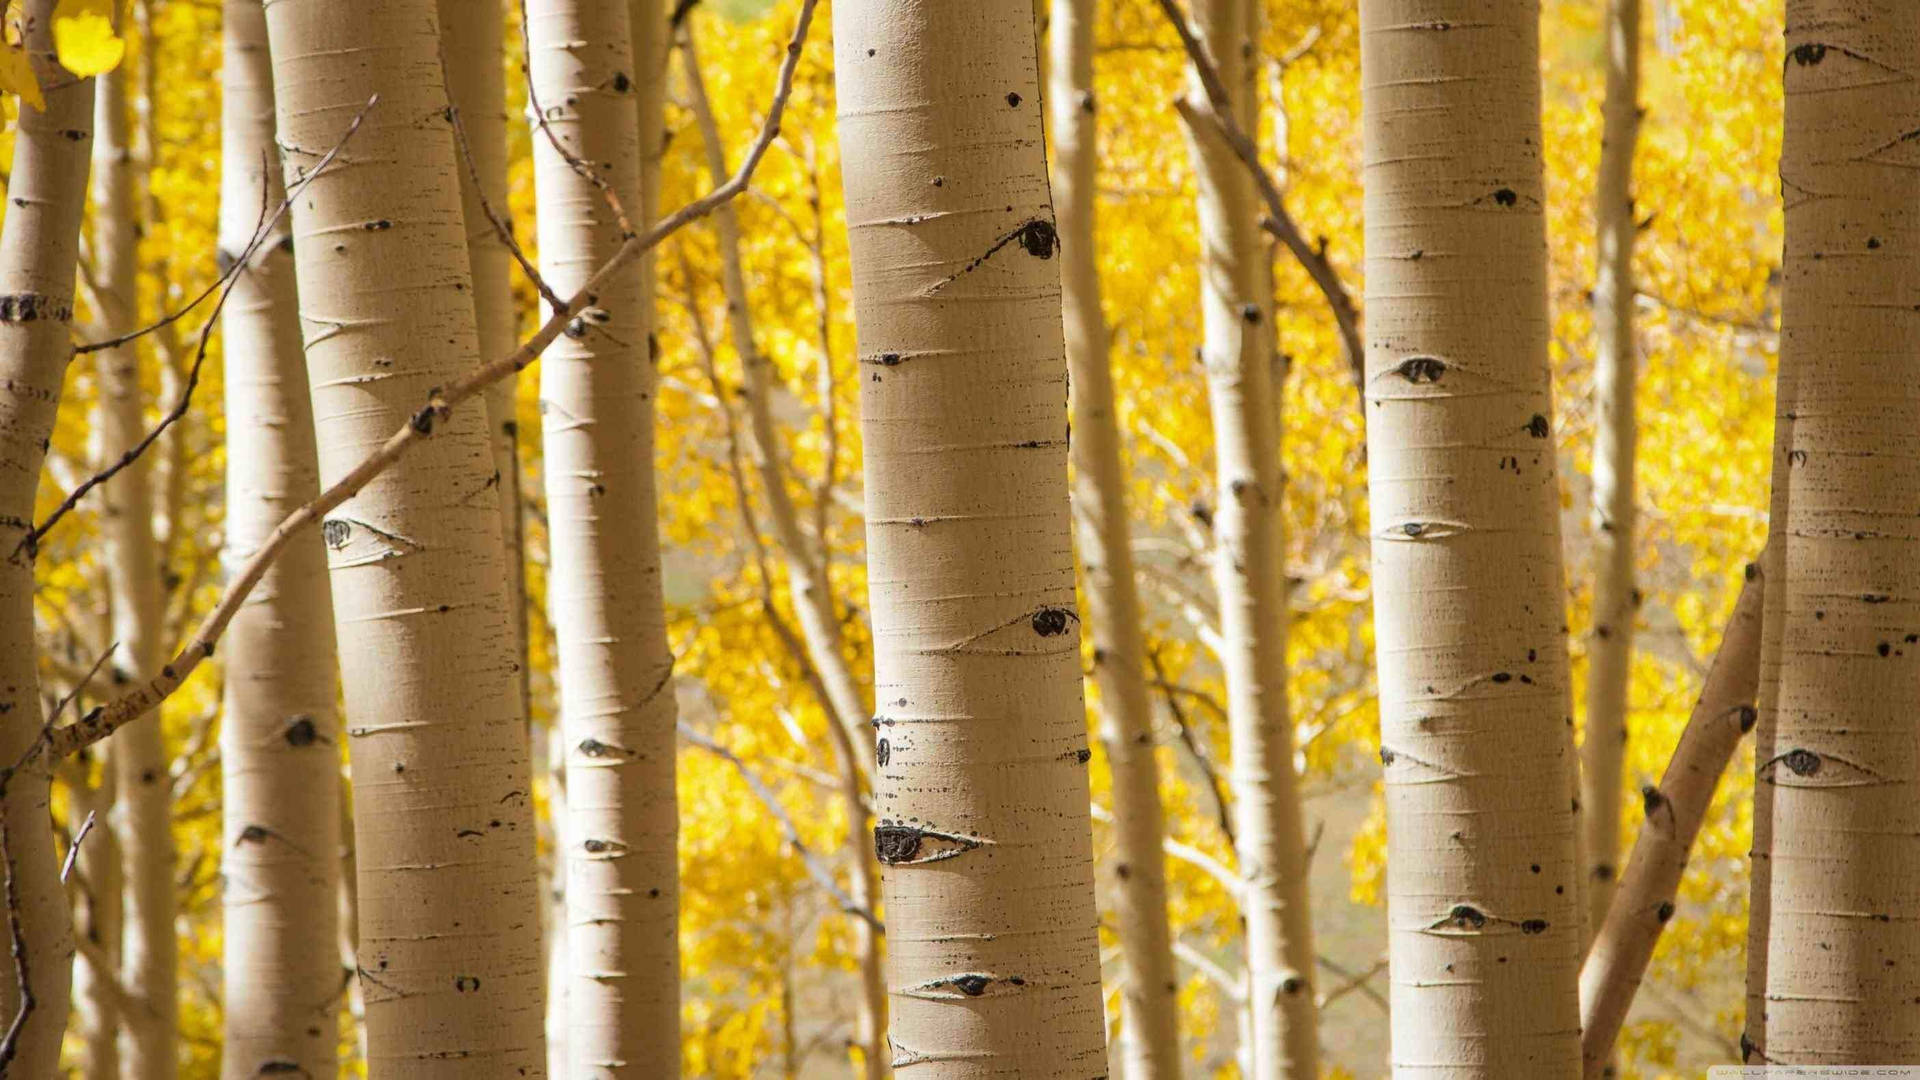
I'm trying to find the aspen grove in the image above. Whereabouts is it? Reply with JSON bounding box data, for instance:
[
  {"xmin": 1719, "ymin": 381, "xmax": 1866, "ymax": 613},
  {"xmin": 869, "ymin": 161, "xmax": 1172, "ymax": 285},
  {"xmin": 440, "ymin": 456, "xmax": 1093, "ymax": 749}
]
[{"xmin": 0, "ymin": 0, "xmax": 1887, "ymax": 1076}]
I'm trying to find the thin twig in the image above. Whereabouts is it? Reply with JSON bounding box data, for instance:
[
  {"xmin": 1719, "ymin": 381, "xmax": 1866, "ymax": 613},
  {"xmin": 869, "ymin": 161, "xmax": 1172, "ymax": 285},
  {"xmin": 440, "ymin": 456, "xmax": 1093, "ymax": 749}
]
[
  {"xmin": 678, "ymin": 721, "xmax": 880, "ymax": 931},
  {"xmin": 59, "ymin": 811, "xmax": 95, "ymax": 885},
  {"xmin": 20, "ymin": 95, "xmax": 380, "ymax": 558},
  {"xmin": 1146, "ymin": 647, "xmax": 1236, "ymax": 850},
  {"xmin": 1152, "ymin": 0, "xmax": 1364, "ymax": 395},
  {"xmin": 51, "ymin": 0, "xmax": 822, "ymax": 760},
  {"xmin": 446, "ymin": 100, "xmax": 561, "ymax": 311}
]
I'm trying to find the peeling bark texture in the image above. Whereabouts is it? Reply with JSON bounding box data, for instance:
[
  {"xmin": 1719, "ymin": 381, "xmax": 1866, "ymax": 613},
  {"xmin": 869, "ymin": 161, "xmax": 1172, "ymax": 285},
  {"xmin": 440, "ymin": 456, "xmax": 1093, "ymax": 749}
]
[
  {"xmin": 528, "ymin": 0, "xmax": 681, "ymax": 1072},
  {"xmin": 1580, "ymin": 0, "xmax": 1643, "ymax": 944},
  {"xmin": 219, "ymin": 0, "xmax": 343, "ymax": 1074},
  {"xmin": 440, "ymin": 0, "xmax": 531, "ymax": 737},
  {"xmin": 262, "ymin": 0, "xmax": 547, "ymax": 1073},
  {"xmin": 1179, "ymin": 0, "xmax": 1320, "ymax": 1075},
  {"xmin": 1579, "ymin": 559, "xmax": 1762, "ymax": 1075},
  {"xmin": 92, "ymin": 55, "xmax": 178, "ymax": 1080},
  {"xmin": 680, "ymin": 28, "xmax": 887, "ymax": 1079},
  {"xmin": 1761, "ymin": 3, "xmax": 1920, "ymax": 1063},
  {"xmin": 832, "ymin": 1, "xmax": 1109, "ymax": 1073},
  {"xmin": 0, "ymin": 4, "xmax": 91, "ymax": 1073},
  {"xmin": 1051, "ymin": 0, "xmax": 1183, "ymax": 1075},
  {"xmin": 1360, "ymin": 3, "xmax": 1583, "ymax": 1076}
]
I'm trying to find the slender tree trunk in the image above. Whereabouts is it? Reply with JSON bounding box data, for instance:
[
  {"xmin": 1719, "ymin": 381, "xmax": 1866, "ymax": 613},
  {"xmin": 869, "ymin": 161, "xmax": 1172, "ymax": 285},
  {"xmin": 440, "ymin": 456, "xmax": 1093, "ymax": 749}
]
[
  {"xmin": 218, "ymin": 0, "xmax": 343, "ymax": 1074},
  {"xmin": 1760, "ymin": 3, "xmax": 1920, "ymax": 1063},
  {"xmin": 262, "ymin": 1, "xmax": 547, "ymax": 1072},
  {"xmin": 1360, "ymin": 2, "xmax": 1583, "ymax": 1075},
  {"xmin": 0, "ymin": 6, "xmax": 92, "ymax": 1073},
  {"xmin": 1050, "ymin": 0, "xmax": 1183, "ymax": 1075},
  {"xmin": 93, "ymin": 55, "xmax": 179, "ymax": 1080},
  {"xmin": 1581, "ymin": 0, "xmax": 1644, "ymax": 940},
  {"xmin": 1580, "ymin": 557, "xmax": 1762, "ymax": 1076},
  {"xmin": 1179, "ymin": 1, "xmax": 1320, "ymax": 1074},
  {"xmin": 72, "ymin": 771, "xmax": 122, "ymax": 1080},
  {"xmin": 527, "ymin": 0, "xmax": 680, "ymax": 1072},
  {"xmin": 678, "ymin": 31, "xmax": 887, "ymax": 1079},
  {"xmin": 441, "ymin": 0, "xmax": 532, "ymax": 734},
  {"xmin": 832, "ymin": 3, "xmax": 1108, "ymax": 1073}
]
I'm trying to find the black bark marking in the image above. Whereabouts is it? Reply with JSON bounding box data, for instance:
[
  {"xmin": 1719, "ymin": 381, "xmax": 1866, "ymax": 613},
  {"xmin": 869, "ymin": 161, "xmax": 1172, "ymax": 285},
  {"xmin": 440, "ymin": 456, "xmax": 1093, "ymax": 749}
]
[
  {"xmin": 1656, "ymin": 901, "xmax": 1676, "ymax": 923},
  {"xmin": 1378, "ymin": 745, "xmax": 1396, "ymax": 766},
  {"xmin": 1527, "ymin": 414, "xmax": 1551, "ymax": 438},
  {"xmin": 582, "ymin": 838, "xmax": 628, "ymax": 854},
  {"xmin": 1395, "ymin": 356, "xmax": 1446, "ymax": 383},
  {"xmin": 284, "ymin": 716, "xmax": 320, "ymax": 747},
  {"xmin": 363, "ymin": 219, "xmax": 392, "ymax": 231},
  {"xmin": 1519, "ymin": 919, "xmax": 1549, "ymax": 934},
  {"xmin": 876, "ymin": 738, "xmax": 890, "ymax": 767},
  {"xmin": 1073, "ymin": 747, "xmax": 1091, "ymax": 764},
  {"xmin": 1782, "ymin": 748, "xmax": 1822, "ymax": 776},
  {"xmin": 236, "ymin": 824, "xmax": 272, "ymax": 845},
  {"xmin": 955, "ymin": 974, "xmax": 991, "ymax": 996},
  {"xmin": 577, "ymin": 737, "xmax": 631, "ymax": 758},
  {"xmin": 1642, "ymin": 785, "xmax": 1665, "ymax": 816},
  {"xmin": 453, "ymin": 975, "xmax": 481, "ymax": 992},
  {"xmin": 1493, "ymin": 188, "xmax": 1518, "ymax": 206},
  {"xmin": 0, "ymin": 293, "xmax": 73, "ymax": 324},
  {"xmin": 874, "ymin": 825, "xmax": 922, "ymax": 864},
  {"xmin": 612, "ymin": 71, "xmax": 632, "ymax": 93},
  {"xmin": 1005, "ymin": 92, "xmax": 1022, "ymax": 108},
  {"xmin": 1017, "ymin": 219, "xmax": 1058, "ymax": 259},
  {"xmin": 1440, "ymin": 904, "xmax": 1487, "ymax": 930},
  {"xmin": 1031, "ymin": 608, "xmax": 1073, "ymax": 636},
  {"xmin": 1739, "ymin": 705, "xmax": 1759, "ymax": 732},
  {"xmin": 1791, "ymin": 42, "xmax": 1826, "ymax": 66}
]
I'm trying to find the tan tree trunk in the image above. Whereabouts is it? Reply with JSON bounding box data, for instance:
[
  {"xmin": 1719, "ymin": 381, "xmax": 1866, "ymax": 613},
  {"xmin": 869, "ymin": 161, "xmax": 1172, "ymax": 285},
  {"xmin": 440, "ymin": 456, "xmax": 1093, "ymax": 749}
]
[
  {"xmin": 262, "ymin": 1, "xmax": 547, "ymax": 1073},
  {"xmin": 677, "ymin": 29, "xmax": 887, "ymax": 1079},
  {"xmin": 1050, "ymin": 0, "xmax": 1183, "ymax": 1075},
  {"xmin": 92, "ymin": 56, "xmax": 178, "ymax": 1080},
  {"xmin": 71, "ymin": 761, "xmax": 122, "ymax": 1080},
  {"xmin": 1178, "ymin": 1, "xmax": 1320, "ymax": 1074},
  {"xmin": 1360, "ymin": 2, "xmax": 1583, "ymax": 1075},
  {"xmin": 0, "ymin": 5, "xmax": 92, "ymax": 1073},
  {"xmin": 832, "ymin": 2, "xmax": 1108, "ymax": 1073},
  {"xmin": 1580, "ymin": 557, "xmax": 1763, "ymax": 1076},
  {"xmin": 440, "ymin": 0, "xmax": 531, "ymax": 733},
  {"xmin": 526, "ymin": 0, "xmax": 680, "ymax": 1072},
  {"xmin": 1580, "ymin": 0, "xmax": 1644, "ymax": 940},
  {"xmin": 218, "ymin": 0, "xmax": 343, "ymax": 1074},
  {"xmin": 1760, "ymin": 2, "xmax": 1920, "ymax": 1063}
]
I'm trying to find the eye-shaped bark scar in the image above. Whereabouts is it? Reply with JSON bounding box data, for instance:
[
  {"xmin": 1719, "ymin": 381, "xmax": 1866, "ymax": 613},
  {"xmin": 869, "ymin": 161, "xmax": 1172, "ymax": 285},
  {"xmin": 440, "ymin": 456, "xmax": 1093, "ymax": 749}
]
[
  {"xmin": 1423, "ymin": 903, "xmax": 1551, "ymax": 937},
  {"xmin": 873, "ymin": 822, "xmax": 987, "ymax": 865},
  {"xmin": 1757, "ymin": 746, "xmax": 1889, "ymax": 788},
  {"xmin": 897, "ymin": 971, "xmax": 1031, "ymax": 1001}
]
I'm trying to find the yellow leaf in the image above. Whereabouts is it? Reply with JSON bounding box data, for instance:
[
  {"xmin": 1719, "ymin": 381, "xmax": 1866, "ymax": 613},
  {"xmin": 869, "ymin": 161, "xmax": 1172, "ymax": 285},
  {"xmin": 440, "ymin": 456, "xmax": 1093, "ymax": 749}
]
[
  {"xmin": 52, "ymin": 0, "xmax": 122, "ymax": 78},
  {"xmin": 0, "ymin": 40, "xmax": 39, "ymax": 110}
]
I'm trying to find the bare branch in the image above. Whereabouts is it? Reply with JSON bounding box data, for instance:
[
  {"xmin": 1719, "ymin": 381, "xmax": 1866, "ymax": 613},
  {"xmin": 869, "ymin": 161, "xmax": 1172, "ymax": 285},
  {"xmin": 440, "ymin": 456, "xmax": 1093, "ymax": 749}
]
[
  {"xmin": 1152, "ymin": 0, "xmax": 1364, "ymax": 394},
  {"xmin": 1146, "ymin": 646, "xmax": 1236, "ymax": 850},
  {"xmin": 50, "ymin": 0, "xmax": 823, "ymax": 759}
]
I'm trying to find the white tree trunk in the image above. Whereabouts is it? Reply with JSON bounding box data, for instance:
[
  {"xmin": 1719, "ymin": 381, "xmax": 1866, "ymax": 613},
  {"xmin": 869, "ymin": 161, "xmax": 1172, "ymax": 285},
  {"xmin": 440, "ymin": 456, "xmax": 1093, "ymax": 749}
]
[
  {"xmin": 218, "ymin": 0, "xmax": 344, "ymax": 1073},
  {"xmin": 528, "ymin": 0, "xmax": 681, "ymax": 1071},
  {"xmin": 1760, "ymin": 2, "xmax": 1920, "ymax": 1063},
  {"xmin": 832, "ymin": 2, "xmax": 1109, "ymax": 1073},
  {"xmin": 263, "ymin": 1, "xmax": 548, "ymax": 1071},
  {"xmin": 1360, "ymin": 2, "xmax": 1583, "ymax": 1074}
]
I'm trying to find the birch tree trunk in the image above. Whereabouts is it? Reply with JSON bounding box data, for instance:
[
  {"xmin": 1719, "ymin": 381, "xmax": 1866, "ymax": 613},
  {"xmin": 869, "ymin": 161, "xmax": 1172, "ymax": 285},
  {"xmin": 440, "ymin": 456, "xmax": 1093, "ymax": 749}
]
[
  {"xmin": 527, "ymin": 0, "xmax": 680, "ymax": 1072},
  {"xmin": 440, "ymin": 0, "xmax": 531, "ymax": 732},
  {"xmin": 1580, "ymin": 0, "xmax": 1644, "ymax": 940},
  {"xmin": 218, "ymin": 0, "xmax": 343, "ymax": 1073},
  {"xmin": 263, "ymin": 2, "xmax": 547, "ymax": 1072},
  {"xmin": 679, "ymin": 29, "xmax": 887, "ymax": 1078},
  {"xmin": 833, "ymin": 3, "xmax": 1108, "ymax": 1073},
  {"xmin": 1050, "ymin": 0, "xmax": 1183, "ymax": 1075},
  {"xmin": 93, "ymin": 56, "xmax": 178, "ymax": 1080},
  {"xmin": 0, "ymin": 5, "xmax": 92, "ymax": 1072},
  {"xmin": 1360, "ymin": 2, "xmax": 1583, "ymax": 1075},
  {"xmin": 1178, "ymin": 1, "xmax": 1320, "ymax": 1073},
  {"xmin": 1760, "ymin": 2, "xmax": 1920, "ymax": 1063}
]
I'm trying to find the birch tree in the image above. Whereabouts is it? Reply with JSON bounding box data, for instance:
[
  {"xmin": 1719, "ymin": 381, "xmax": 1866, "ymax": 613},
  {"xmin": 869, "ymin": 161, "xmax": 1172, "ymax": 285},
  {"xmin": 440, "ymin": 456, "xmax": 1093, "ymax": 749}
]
[
  {"xmin": 0, "ymin": 3, "xmax": 94, "ymax": 1072},
  {"xmin": 1580, "ymin": 0, "xmax": 1644, "ymax": 936},
  {"xmin": 1360, "ymin": 1, "xmax": 1583, "ymax": 1074},
  {"xmin": 218, "ymin": 0, "xmax": 342, "ymax": 1073},
  {"xmin": 832, "ymin": 0, "xmax": 1108, "ymax": 1072},
  {"xmin": 1175, "ymin": 0, "xmax": 1320, "ymax": 1072},
  {"xmin": 262, "ymin": 1, "xmax": 547, "ymax": 1071},
  {"xmin": 93, "ymin": 49, "xmax": 178, "ymax": 1080},
  {"xmin": 1759, "ymin": 1, "xmax": 1920, "ymax": 1062},
  {"xmin": 1051, "ymin": 0, "xmax": 1183, "ymax": 1074},
  {"xmin": 527, "ymin": 0, "xmax": 680, "ymax": 1071}
]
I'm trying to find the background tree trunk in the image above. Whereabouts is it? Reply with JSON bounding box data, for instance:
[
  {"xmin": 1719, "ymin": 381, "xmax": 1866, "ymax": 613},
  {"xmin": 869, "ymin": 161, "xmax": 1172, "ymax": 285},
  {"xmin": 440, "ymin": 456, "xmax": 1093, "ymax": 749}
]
[
  {"xmin": 527, "ymin": 0, "xmax": 681, "ymax": 1072},
  {"xmin": 1179, "ymin": 0, "xmax": 1321, "ymax": 1073},
  {"xmin": 1360, "ymin": 1, "xmax": 1584, "ymax": 1074},
  {"xmin": 832, "ymin": 2, "xmax": 1109, "ymax": 1073},
  {"xmin": 218, "ymin": 0, "xmax": 343, "ymax": 1074},
  {"xmin": 0, "ymin": 4, "xmax": 93, "ymax": 1072},
  {"xmin": 1050, "ymin": 0, "xmax": 1184, "ymax": 1075},
  {"xmin": 1761, "ymin": 2, "xmax": 1920, "ymax": 1063},
  {"xmin": 1581, "ymin": 0, "xmax": 1643, "ymax": 939},
  {"xmin": 262, "ymin": 1, "xmax": 547, "ymax": 1072},
  {"xmin": 92, "ymin": 55, "xmax": 178, "ymax": 1080}
]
